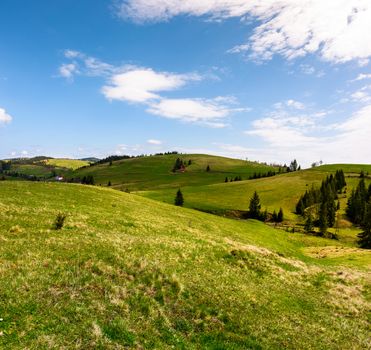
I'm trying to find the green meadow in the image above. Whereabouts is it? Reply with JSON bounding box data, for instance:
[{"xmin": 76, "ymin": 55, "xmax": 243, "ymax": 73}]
[
  {"xmin": 0, "ymin": 181, "xmax": 370, "ymax": 349},
  {"xmin": 70, "ymin": 154, "xmax": 278, "ymax": 190}
]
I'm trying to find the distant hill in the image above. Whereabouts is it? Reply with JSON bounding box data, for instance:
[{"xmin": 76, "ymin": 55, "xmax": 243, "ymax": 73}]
[
  {"xmin": 0, "ymin": 157, "xmax": 90, "ymax": 179},
  {"xmin": 0, "ymin": 181, "xmax": 369, "ymax": 348},
  {"xmin": 140, "ymin": 164, "xmax": 371, "ymax": 227},
  {"xmin": 69, "ymin": 153, "xmax": 280, "ymax": 190},
  {"xmin": 79, "ymin": 157, "xmax": 100, "ymax": 163}
]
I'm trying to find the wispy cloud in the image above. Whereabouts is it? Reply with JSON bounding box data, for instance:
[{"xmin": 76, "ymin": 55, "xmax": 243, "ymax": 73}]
[
  {"xmin": 243, "ymin": 100, "xmax": 371, "ymax": 166},
  {"xmin": 102, "ymin": 67, "xmax": 201, "ymax": 103},
  {"xmin": 147, "ymin": 97, "xmax": 244, "ymax": 127},
  {"xmin": 0, "ymin": 107, "xmax": 12, "ymax": 125},
  {"xmin": 58, "ymin": 51, "xmax": 247, "ymax": 127},
  {"xmin": 147, "ymin": 139, "xmax": 162, "ymax": 145},
  {"xmin": 117, "ymin": 0, "xmax": 371, "ymax": 64}
]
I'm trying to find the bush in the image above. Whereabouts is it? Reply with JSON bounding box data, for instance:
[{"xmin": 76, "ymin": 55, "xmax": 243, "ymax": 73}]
[{"xmin": 53, "ymin": 213, "xmax": 67, "ymax": 230}]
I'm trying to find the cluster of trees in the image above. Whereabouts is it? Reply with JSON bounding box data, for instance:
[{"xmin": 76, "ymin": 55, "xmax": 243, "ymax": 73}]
[
  {"xmin": 172, "ymin": 158, "xmax": 191, "ymax": 172},
  {"xmin": 248, "ymin": 170, "xmax": 277, "ymax": 180},
  {"xmin": 286, "ymin": 159, "xmax": 301, "ymax": 172},
  {"xmin": 0, "ymin": 161, "xmax": 11, "ymax": 172},
  {"xmin": 247, "ymin": 191, "xmax": 284, "ymax": 223},
  {"xmin": 346, "ymin": 178, "xmax": 371, "ymax": 248},
  {"xmin": 296, "ymin": 170, "xmax": 346, "ymax": 236},
  {"xmin": 81, "ymin": 175, "xmax": 95, "ymax": 185},
  {"xmin": 225, "ymin": 176, "xmax": 242, "ymax": 182}
]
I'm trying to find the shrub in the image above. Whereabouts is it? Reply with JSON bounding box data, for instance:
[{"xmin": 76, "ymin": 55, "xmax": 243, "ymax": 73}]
[{"xmin": 53, "ymin": 213, "xmax": 67, "ymax": 230}]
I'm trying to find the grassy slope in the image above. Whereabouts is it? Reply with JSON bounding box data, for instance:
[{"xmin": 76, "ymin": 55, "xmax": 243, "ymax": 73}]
[
  {"xmin": 69, "ymin": 154, "xmax": 277, "ymax": 190},
  {"xmin": 41, "ymin": 158, "xmax": 90, "ymax": 170},
  {"xmin": 0, "ymin": 181, "xmax": 370, "ymax": 349},
  {"xmin": 140, "ymin": 166, "xmax": 371, "ymax": 220},
  {"xmin": 9, "ymin": 158, "xmax": 90, "ymax": 178}
]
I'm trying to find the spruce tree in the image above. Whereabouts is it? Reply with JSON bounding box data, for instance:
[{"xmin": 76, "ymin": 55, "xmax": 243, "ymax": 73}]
[
  {"xmin": 277, "ymin": 208, "xmax": 284, "ymax": 222},
  {"xmin": 174, "ymin": 189, "xmax": 184, "ymax": 206},
  {"xmin": 358, "ymin": 202, "xmax": 371, "ymax": 249},
  {"xmin": 206, "ymin": 165, "xmax": 210, "ymax": 172},
  {"xmin": 225, "ymin": 177, "xmax": 228, "ymax": 183},
  {"xmin": 304, "ymin": 215, "xmax": 314, "ymax": 233},
  {"xmin": 108, "ymin": 181, "xmax": 111, "ymax": 186},
  {"xmin": 249, "ymin": 191, "xmax": 261, "ymax": 219},
  {"xmin": 318, "ymin": 202, "xmax": 328, "ymax": 236},
  {"xmin": 272, "ymin": 210, "xmax": 278, "ymax": 222}
]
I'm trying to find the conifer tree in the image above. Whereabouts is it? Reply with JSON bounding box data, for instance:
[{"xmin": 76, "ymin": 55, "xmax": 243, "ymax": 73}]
[
  {"xmin": 304, "ymin": 215, "xmax": 314, "ymax": 233},
  {"xmin": 225, "ymin": 177, "xmax": 228, "ymax": 183},
  {"xmin": 174, "ymin": 189, "xmax": 184, "ymax": 206},
  {"xmin": 248, "ymin": 191, "xmax": 261, "ymax": 219},
  {"xmin": 358, "ymin": 202, "xmax": 371, "ymax": 249},
  {"xmin": 277, "ymin": 208, "xmax": 284, "ymax": 222},
  {"xmin": 206, "ymin": 165, "xmax": 210, "ymax": 172},
  {"xmin": 318, "ymin": 202, "xmax": 328, "ymax": 236}
]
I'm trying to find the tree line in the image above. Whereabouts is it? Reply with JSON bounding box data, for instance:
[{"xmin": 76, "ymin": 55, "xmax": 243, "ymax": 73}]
[
  {"xmin": 346, "ymin": 178, "xmax": 371, "ymax": 248},
  {"xmin": 295, "ymin": 170, "xmax": 346, "ymax": 237}
]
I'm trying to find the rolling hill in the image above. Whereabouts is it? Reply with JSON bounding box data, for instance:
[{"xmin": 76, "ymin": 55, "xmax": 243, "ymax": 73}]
[
  {"xmin": 0, "ymin": 181, "xmax": 369, "ymax": 349},
  {"xmin": 69, "ymin": 153, "xmax": 279, "ymax": 190},
  {"xmin": 1, "ymin": 157, "xmax": 90, "ymax": 180},
  {"xmin": 139, "ymin": 164, "xmax": 371, "ymax": 221}
]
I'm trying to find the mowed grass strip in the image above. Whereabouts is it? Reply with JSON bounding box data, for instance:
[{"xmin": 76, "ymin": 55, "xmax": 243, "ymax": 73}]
[{"xmin": 0, "ymin": 181, "xmax": 370, "ymax": 349}]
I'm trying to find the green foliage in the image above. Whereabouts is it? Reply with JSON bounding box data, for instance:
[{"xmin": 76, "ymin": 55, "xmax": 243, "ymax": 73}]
[
  {"xmin": 248, "ymin": 191, "xmax": 261, "ymax": 220},
  {"xmin": 304, "ymin": 215, "xmax": 314, "ymax": 233},
  {"xmin": 81, "ymin": 175, "xmax": 94, "ymax": 185},
  {"xmin": 174, "ymin": 189, "xmax": 184, "ymax": 206},
  {"xmin": 357, "ymin": 202, "xmax": 371, "ymax": 249},
  {"xmin": 53, "ymin": 213, "xmax": 67, "ymax": 230}
]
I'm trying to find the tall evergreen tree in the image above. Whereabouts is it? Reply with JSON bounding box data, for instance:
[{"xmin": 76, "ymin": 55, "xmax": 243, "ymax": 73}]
[
  {"xmin": 206, "ymin": 165, "xmax": 210, "ymax": 172},
  {"xmin": 174, "ymin": 189, "xmax": 184, "ymax": 206},
  {"xmin": 248, "ymin": 191, "xmax": 261, "ymax": 219},
  {"xmin": 318, "ymin": 201, "xmax": 328, "ymax": 236},
  {"xmin": 358, "ymin": 202, "xmax": 371, "ymax": 249},
  {"xmin": 304, "ymin": 215, "xmax": 314, "ymax": 233},
  {"xmin": 277, "ymin": 208, "xmax": 284, "ymax": 222}
]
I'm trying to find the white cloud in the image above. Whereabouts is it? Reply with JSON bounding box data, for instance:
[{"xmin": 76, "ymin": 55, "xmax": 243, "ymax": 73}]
[
  {"xmin": 353, "ymin": 73, "xmax": 371, "ymax": 81},
  {"xmin": 351, "ymin": 90, "xmax": 371, "ymax": 103},
  {"xmin": 147, "ymin": 139, "xmax": 162, "ymax": 145},
  {"xmin": 0, "ymin": 108, "xmax": 12, "ymax": 125},
  {"xmin": 274, "ymin": 99, "xmax": 305, "ymax": 110},
  {"xmin": 118, "ymin": 0, "xmax": 371, "ymax": 64},
  {"xmin": 102, "ymin": 67, "xmax": 201, "ymax": 103},
  {"xmin": 58, "ymin": 50, "xmax": 114, "ymax": 80},
  {"xmin": 59, "ymin": 51, "xmax": 246, "ymax": 127},
  {"xmin": 227, "ymin": 44, "xmax": 249, "ymax": 54},
  {"xmin": 59, "ymin": 63, "xmax": 79, "ymax": 79},
  {"xmin": 147, "ymin": 97, "xmax": 244, "ymax": 127},
  {"xmin": 243, "ymin": 103, "xmax": 371, "ymax": 166}
]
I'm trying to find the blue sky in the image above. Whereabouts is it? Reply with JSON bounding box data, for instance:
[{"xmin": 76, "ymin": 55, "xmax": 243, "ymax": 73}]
[{"xmin": 1, "ymin": 0, "xmax": 371, "ymax": 166}]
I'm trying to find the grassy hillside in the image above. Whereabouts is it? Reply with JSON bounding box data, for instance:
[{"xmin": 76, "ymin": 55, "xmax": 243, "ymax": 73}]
[
  {"xmin": 140, "ymin": 167, "xmax": 370, "ymax": 223},
  {"xmin": 69, "ymin": 154, "xmax": 278, "ymax": 190},
  {"xmin": 4, "ymin": 158, "xmax": 90, "ymax": 179},
  {"xmin": 0, "ymin": 181, "xmax": 369, "ymax": 349},
  {"xmin": 40, "ymin": 158, "xmax": 90, "ymax": 170}
]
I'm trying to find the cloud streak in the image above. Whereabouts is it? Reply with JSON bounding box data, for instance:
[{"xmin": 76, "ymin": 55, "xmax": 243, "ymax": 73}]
[
  {"xmin": 0, "ymin": 108, "xmax": 12, "ymax": 125},
  {"xmin": 59, "ymin": 51, "xmax": 246, "ymax": 127},
  {"xmin": 118, "ymin": 0, "xmax": 371, "ymax": 64}
]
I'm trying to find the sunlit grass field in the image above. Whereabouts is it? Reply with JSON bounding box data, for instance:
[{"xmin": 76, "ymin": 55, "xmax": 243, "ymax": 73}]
[
  {"xmin": 70, "ymin": 154, "xmax": 278, "ymax": 190},
  {"xmin": 0, "ymin": 181, "xmax": 370, "ymax": 349},
  {"xmin": 41, "ymin": 158, "xmax": 90, "ymax": 170},
  {"xmin": 139, "ymin": 167, "xmax": 371, "ymax": 222}
]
